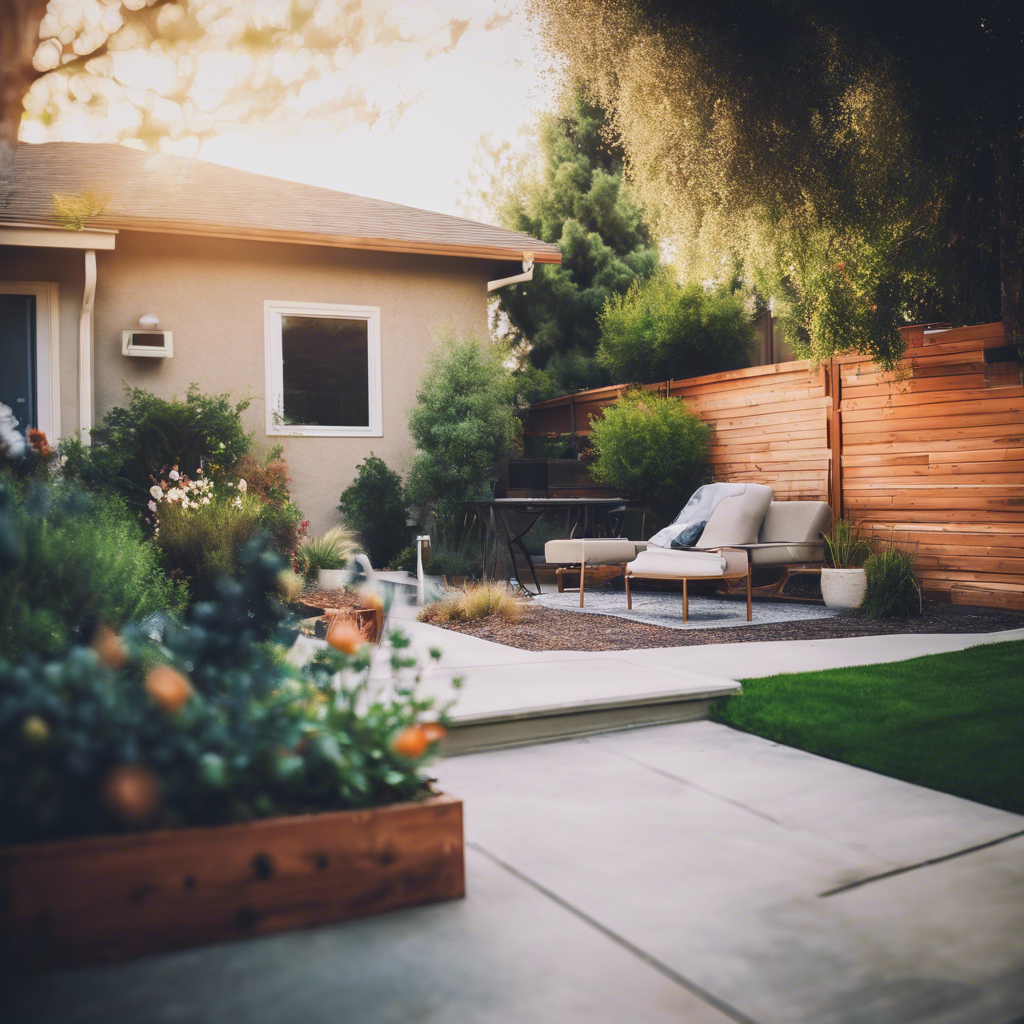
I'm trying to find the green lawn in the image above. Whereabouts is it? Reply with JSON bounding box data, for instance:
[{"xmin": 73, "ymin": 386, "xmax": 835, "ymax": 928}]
[{"xmin": 710, "ymin": 639, "xmax": 1024, "ymax": 815}]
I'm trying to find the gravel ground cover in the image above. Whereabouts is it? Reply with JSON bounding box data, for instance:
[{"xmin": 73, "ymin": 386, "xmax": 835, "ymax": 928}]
[{"xmin": 429, "ymin": 591, "xmax": 1024, "ymax": 652}]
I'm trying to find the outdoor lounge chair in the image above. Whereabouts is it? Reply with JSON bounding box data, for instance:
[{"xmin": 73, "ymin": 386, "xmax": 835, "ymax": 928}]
[{"xmin": 624, "ymin": 483, "xmax": 774, "ymax": 622}]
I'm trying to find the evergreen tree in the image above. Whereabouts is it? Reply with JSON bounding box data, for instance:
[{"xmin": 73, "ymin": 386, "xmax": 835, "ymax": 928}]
[{"xmin": 479, "ymin": 93, "xmax": 659, "ymax": 395}]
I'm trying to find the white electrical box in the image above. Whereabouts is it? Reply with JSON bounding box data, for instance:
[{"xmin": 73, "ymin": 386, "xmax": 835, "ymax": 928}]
[{"xmin": 122, "ymin": 330, "xmax": 173, "ymax": 358}]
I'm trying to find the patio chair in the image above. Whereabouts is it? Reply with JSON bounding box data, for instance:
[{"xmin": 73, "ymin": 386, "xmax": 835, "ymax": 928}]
[
  {"xmin": 544, "ymin": 537, "xmax": 649, "ymax": 607},
  {"xmin": 624, "ymin": 483, "xmax": 774, "ymax": 622}
]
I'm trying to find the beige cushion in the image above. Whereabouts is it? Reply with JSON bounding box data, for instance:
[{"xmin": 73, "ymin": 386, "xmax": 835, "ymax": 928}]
[
  {"xmin": 758, "ymin": 501, "xmax": 831, "ymax": 544},
  {"xmin": 747, "ymin": 541, "xmax": 825, "ymax": 567},
  {"xmin": 695, "ymin": 484, "xmax": 773, "ymax": 549},
  {"xmin": 545, "ymin": 538, "xmax": 645, "ymax": 564},
  {"xmin": 626, "ymin": 546, "xmax": 747, "ymax": 578}
]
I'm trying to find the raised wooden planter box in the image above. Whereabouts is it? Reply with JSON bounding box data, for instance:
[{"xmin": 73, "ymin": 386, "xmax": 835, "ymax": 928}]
[{"xmin": 0, "ymin": 793, "xmax": 463, "ymax": 972}]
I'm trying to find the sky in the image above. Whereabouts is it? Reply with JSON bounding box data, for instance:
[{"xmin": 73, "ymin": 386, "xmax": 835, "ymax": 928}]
[{"xmin": 21, "ymin": 0, "xmax": 559, "ymax": 219}]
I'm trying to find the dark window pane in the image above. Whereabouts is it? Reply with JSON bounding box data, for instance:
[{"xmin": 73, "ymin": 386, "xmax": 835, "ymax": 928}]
[
  {"xmin": 281, "ymin": 316, "xmax": 369, "ymax": 427},
  {"xmin": 0, "ymin": 294, "xmax": 37, "ymax": 429}
]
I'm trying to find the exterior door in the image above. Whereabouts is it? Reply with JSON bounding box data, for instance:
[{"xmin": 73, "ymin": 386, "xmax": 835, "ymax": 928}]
[{"xmin": 0, "ymin": 293, "xmax": 37, "ymax": 429}]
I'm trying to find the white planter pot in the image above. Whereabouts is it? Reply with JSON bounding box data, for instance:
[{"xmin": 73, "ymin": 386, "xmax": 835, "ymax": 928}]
[
  {"xmin": 820, "ymin": 567, "xmax": 867, "ymax": 609},
  {"xmin": 317, "ymin": 568, "xmax": 348, "ymax": 591}
]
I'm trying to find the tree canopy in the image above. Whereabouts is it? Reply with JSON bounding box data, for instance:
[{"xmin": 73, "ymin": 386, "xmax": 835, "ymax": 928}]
[
  {"xmin": 529, "ymin": 0, "xmax": 1024, "ymax": 365},
  {"xmin": 471, "ymin": 92, "xmax": 659, "ymax": 394}
]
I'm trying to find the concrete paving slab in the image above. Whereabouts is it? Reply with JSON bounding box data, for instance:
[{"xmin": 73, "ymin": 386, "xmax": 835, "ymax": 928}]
[
  {"xmin": 436, "ymin": 723, "xmax": 1024, "ymax": 1024},
  {"xmin": 2, "ymin": 848, "xmax": 739, "ymax": 1024},
  {"xmin": 588, "ymin": 720, "xmax": 1024, "ymax": 870}
]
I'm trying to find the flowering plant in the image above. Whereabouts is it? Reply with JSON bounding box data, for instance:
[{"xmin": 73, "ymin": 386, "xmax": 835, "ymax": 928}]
[{"xmin": 146, "ymin": 465, "xmax": 247, "ymax": 530}]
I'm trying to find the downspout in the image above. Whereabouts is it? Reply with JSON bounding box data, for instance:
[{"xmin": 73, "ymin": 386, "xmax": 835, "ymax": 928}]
[
  {"xmin": 78, "ymin": 249, "xmax": 96, "ymax": 442},
  {"xmin": 487, "ymin": 252, "xmax": 534, "ymax": 292}
]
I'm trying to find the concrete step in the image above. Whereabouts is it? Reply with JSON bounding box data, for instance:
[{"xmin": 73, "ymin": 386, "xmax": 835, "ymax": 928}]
[{"xmin": 440, "ymin": 684, "xmax": 736, "ymax": 756}]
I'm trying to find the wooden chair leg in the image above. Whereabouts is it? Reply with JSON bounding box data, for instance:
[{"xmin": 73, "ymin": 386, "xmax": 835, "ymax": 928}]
[
  {"xmin": 579, "ymin": 563, "xmax": 585, "ymax": 608},
  {"xmin": 557, "ymin": 567, "xmax": 565, "ymax": 593},
  {"xmin": 746, "ymin": 565, "xmax": 752, "ymax": 621},
  {"xmin": 683, "ymin": 579, "xmax": 688, "ymax": 623},
  {"xmin": 625, "ymin": 573, "xmax": 632, "ymax": 609}
]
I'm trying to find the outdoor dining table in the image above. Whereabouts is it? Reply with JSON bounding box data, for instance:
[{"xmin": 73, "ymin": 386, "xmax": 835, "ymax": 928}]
[{"xmin": 473, "ymin": 497, "xmax": 632, "ymax": 596}]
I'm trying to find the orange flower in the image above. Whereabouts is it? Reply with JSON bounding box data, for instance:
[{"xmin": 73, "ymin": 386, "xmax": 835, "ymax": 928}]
[
  {"xmin": 391, "ymin": 725, "xmax": 428, "ymax": 759},
  {"xmin": 145, "ymin": 665, "xmax": 194, "ymax": 715},
  {"xmin": 420, "ymin": 722, "xmax": 447, "ymax": 745},
  {"xmin": 93, "ymin": 623, "xmax": 128, "ymax": 670},
  {"xmin": 326, "ymin": 618, "xmax": 365, "ymax": 656},
  {"xmin": 102, "ymin": 765, "xmax": 160, "ymax": 825}
]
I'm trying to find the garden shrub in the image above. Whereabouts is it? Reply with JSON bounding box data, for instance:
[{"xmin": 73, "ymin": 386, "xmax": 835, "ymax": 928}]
[
  {"xmin": 862, "ymin": 546, "xmax": 921, "ymax": 619},
  {"xmin": 0, "ymin": 534, "xmax": 457, "ymax": 844},
  {"xmin": 338, "ymin": 455, "xmax": 408, "ymax": 569},
  {"xmin": 405, "ymin": 330, "xmax": 520, "ymax": 545},
  {"xmin": 0, "ymin": 476, "xmax": 185, "ymax": 662},
  {"xmin": 59, "ymin": 384, "xmax": 253, "ymax": 512},
  {"xmin": 424, "ymin": 540, "xmax": 480, "ymax": 580},
  {"xmin": 824, "ymin": 520, "xmax": 872, "ymax": 568},
  {"xmin": 598, "ymin": 273, "xmax": 754, "ymax": 384},
  {"xmin": 588, "ymin": 388, "xmax": 711, "ymax": 523}
]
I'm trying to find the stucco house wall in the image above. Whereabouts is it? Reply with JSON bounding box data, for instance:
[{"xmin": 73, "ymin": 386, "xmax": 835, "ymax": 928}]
[{"xmin": 1, "ymin": 232, "xmax": 493, "ymax": 529}]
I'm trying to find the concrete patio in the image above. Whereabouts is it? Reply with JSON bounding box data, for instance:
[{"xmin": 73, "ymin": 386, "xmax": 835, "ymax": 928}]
[{"xmin": 7, "ymin": 715, "xmax": 1022, "ymax": 1024}]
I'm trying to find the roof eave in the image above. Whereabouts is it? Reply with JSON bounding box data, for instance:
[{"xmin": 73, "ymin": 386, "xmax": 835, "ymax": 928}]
[{"xmin": 80, "ymin": 217, "xmax": 563, "ymax": 264}]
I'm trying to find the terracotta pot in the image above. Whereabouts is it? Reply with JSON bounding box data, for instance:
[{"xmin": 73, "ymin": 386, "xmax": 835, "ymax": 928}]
[{"xmin": 821, "ymin": 567, "xmax": 868, "ymax": 609}]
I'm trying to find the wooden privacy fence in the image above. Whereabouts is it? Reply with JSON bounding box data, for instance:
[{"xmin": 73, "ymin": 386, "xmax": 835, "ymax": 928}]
[{"xmin": 524, "ymin": 322, "xmax": 1024, "ymax": 609}]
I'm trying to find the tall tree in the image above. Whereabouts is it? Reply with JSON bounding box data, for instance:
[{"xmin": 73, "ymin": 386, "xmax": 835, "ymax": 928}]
[
  {"xmin": 529, "ymin": 0, "xmax": 1024, "ymax": 365},
  {"xmin": 470, "ymin": 92, "xmax": 659, "ymax": 394},
  {"xmin": 0, "ymin": 0, "xmax": 485, "ymax": 201}
]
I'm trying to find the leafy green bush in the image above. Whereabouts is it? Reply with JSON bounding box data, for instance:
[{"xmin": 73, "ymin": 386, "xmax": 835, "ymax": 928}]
[
  {"xmin": 387, "ymin": 545, "xmax": 417, "ymax": 573},
  {"xmin": 232, "ymin": 447, "xmax": 306, "ymax": 559},
  {"xmin": 598, "ymin": 274, "xmax": 754, "ymax": 384},
  {"xmin": 862, "ymin": 547, "xmax": 921, "ymax": 619},
  {"xmin": 59, "ymin": 384, "xmax": 253, "ymax": 512},
  {"xmin": 0, "ymin": 535, "xmax": 457, "ymax": 844},
  {"xmin": 405, "ymin": 330, "xmax": 521, "ymax": 544},
  {"xmin": 338, "ymin": 455, "xmax": 408, "ymax": 569},
  {"xmin": 824, "ymin": 520, "xmax": 872, "ymax": 568},
  {"xmin": 0, "ymin": 477, "xmax": 185, "ymax": 662},
  {"xmin": 155, "ymin": 493, "xmax": 265, "ymax": 602},
  {"xmin": 588, "ymin": 389, "xmax": 711, "ymax": 521},
  {"xmin": 425, "ymin": 540, "xmax": 480, "ymax": 580}
]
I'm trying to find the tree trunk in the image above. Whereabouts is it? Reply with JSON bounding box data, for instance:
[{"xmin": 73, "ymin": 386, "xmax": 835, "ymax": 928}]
[
  {"xmin": 995, "ymin": 128, "xmax": 1024, "ymax": 356},
  {"xmin": 0, "ymin": 0, "xmax": 49, "ymax": 204}
]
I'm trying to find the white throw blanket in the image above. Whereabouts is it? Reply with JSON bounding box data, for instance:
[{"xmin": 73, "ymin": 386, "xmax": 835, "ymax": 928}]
[{"xmin": 647, "ymin": 483, "xmax": 747, "ymax": 549}]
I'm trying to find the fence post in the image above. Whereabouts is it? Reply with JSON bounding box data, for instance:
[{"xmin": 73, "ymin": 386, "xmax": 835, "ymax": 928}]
[{"xmin": 827, "ymin": 359, "xmax": 843, "ymax": 518}]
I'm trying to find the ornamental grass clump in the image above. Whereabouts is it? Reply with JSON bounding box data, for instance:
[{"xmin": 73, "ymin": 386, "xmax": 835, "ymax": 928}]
[
  {"xmin": 418, "ymin": 582, "xmax": 525, "ymax": 625},
  {"xmin": 862, "ymin": 546, "xmax": 921, "ymax": 619},
  {"xmin": 823, "ymin": 520, "xmax": 872, "ymax": 568},
  {"xmin": 295, "ymin": 525, "xmax": 358, "ymax": 581},
  {"xmin": 0, "ymin": 532, "xmax": 459, "ymax": 845}
]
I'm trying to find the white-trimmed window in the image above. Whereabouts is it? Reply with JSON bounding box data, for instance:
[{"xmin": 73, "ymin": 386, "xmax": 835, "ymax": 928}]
[{"xmin": 264, "ymin": 300, "xmax": 382, "ymax": 437}]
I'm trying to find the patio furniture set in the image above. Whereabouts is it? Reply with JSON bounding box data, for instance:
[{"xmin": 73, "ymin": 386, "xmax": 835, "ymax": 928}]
[{"xmin": 482, "ymin": 484, "xmax": 832, "ymax": 621}]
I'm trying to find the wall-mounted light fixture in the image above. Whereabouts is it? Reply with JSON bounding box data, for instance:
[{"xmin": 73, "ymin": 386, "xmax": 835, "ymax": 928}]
[{"xmin": 123, "ymin": 314, "xmax": 173, "ymax": 358}]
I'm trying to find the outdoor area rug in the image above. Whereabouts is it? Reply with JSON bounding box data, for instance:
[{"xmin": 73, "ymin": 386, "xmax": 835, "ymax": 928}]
[{"xmin": 533, "ymin": 588, "xmax": 840, "ymax": 631}]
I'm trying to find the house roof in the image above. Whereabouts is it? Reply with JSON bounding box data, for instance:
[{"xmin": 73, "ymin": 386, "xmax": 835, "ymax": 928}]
[{"xmin": 0, "ymin": 142, "xmax": 561, "ymax": 264}]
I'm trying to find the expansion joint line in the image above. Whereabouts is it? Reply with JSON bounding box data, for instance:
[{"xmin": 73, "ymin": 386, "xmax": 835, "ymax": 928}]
[
  {"xmin": 466, "ymin": 840, "xmax": 761, "ymax": 1024},
  {"xmin": 818, "ymin": 828, "xmax": 1024, "ymax": 897}
]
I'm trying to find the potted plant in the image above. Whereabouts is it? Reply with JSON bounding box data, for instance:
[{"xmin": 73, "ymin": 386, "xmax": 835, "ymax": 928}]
[
  {"xmin": 821, "ymin": 520, "xmax": 872, "ymax": 608},
  {"xmin": 0, "ymin": 528, "xmax": 463, "ymax": 971},
  {"xmin": 295, "ymin": 526, "xmax": 356, "ymax": 590}
]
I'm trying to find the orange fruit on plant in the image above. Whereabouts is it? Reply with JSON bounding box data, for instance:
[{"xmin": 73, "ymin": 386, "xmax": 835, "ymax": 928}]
[
  {"xmin": 326, "ymin": 618, "xmax": 365, "ymax": 655},
  {"xmin": 102, "ymin": 765, "xmax": 160, "ymax": 825},
  {"xmin": 145, "ymin": 665, "xmax": 194, "ymax": 715},
  {"xmin": 93, "ymin": 623, "xmax": 128, "ymax": 670},
  {"xmin": 421, "ymin": 722, "xmax": 447, "ymax": 745},
  {"xmin": 391, "ymin": 725, "xmax": 428, "ymax": 759}
]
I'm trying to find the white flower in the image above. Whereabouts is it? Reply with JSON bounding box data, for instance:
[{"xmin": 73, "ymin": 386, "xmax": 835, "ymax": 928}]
[
  {"xmin": 237, "ymin": 479, "xmax": 247, "ymax": 493},
  {"xmin": 181, "ymin": 498, "xmax": 191, "ymax": 509},
  {"xmin": 0, "ymin": 403, "xmax": 26, "ymax": 458},
  {"xmin": 232, "ymin": 496, "xmax": 242, "ymax": 508},
  {"xmin": 169, "ymin": 469, "xmax": 180, "ymax": 481},
  {"xmin": 202, "ymin": 496, "xmax": 211, "ymax": 505},
  {"xmin": 148, "ymin": 500, "xmax": 157, "ymax": 512},
  {"xmin": 149, "ymin": 485, "xmax": 163, "ymax": 500}
]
